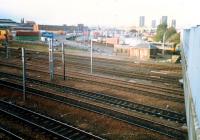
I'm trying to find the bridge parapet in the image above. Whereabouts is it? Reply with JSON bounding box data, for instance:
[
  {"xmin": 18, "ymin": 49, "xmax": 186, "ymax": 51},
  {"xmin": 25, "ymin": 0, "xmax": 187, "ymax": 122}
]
[{"xmin": 181, "ymin": 26, "xmax": 200, "ymax": 140}]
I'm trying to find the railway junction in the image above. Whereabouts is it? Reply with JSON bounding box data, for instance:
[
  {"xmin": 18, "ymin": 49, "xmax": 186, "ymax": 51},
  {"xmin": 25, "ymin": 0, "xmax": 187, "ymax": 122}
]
[{"xmin": 0, "ymin": 26, "xmax": 199, "ymax": 140}]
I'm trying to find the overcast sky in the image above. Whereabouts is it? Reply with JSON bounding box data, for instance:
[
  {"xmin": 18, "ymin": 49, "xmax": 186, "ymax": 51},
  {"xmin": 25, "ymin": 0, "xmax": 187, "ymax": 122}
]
[{"xmin": 0, "ymin": 0, "xmax": 200, "ymax": 28}]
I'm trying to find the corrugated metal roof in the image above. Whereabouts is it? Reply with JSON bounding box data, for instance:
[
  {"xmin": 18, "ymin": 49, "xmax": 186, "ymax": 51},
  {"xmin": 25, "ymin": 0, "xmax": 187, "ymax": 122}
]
[
  {"xmin": 0, "ymin": 19, "xmax": 18, "ymax": 28},
  {"xmin": 0, "ymin": 19, "xmax": 17, "ymax": 24}
]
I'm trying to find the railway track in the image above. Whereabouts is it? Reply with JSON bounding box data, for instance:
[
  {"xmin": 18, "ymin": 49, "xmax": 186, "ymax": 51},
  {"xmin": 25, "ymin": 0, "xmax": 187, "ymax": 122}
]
[
  {"xmin": 67, "ymin": 71, "xmax": 183, "ymax": 96},
  {"xmin": 31, "ymin": 59, "xmax": 181, "ymax": 85},
  {"xmin": 0, "ymin": 60, "xmax": 183, "ymax": 96},
  {"xmin": 0, "ymin": 62, "xmax": 184, "ymax": 105},
  {"xmin": 58, "ymin": 54, "xmax": 181, "ymax": 77},
  {"xmin": 0, "ymin": 48, "xmax": 182, "ymax": 85},
  {"xmin": 0, "ymin": 125, "xmax": 24, "ymax": 140},
  {"xmin": 0, "ymin": 100, "xmax": 104, "ymax": 140},
  {"xmin": 27, "ymin": 55, "xmax": 181, "ymax": 81},
  {"xmin": 0, "ymin": 79, "xmax": 187, "ymax": 139},
  {"xmin": 63, "ymin": 62, "xmax": 180, "ymax": 85},
  {"xmin": 3, "ymin": 57, "xmax": 181, "ymax": 85},
  {"xmin": 0, "ymin": 72, "xmax": 186, "ymax": 123},
  {"xmin": 0, "ymin": 47, "xmax": 182, "ymax": 72}
]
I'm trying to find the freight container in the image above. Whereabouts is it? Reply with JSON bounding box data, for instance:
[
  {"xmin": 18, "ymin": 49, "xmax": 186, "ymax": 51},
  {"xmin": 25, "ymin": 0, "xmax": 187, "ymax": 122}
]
[
  {"xmin": 16, "ymin": 31, "xmax": 39, "ymax": 36},
  {"xmin": 15, "ymin": 36, "xmax": 40, "ymax": 41},
  {"xmin": 15, "ymin": 31, "xmax": 40, "ymax": 41}
]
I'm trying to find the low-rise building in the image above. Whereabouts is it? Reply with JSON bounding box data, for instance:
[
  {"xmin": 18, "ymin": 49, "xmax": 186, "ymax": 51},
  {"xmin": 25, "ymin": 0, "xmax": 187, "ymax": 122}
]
[
  {"xmin": 38, "ymin": 25, "xmax": 68, "ymax": 34},
  {"xmin": 114, "ymin": 43, "xmax": 158, "ymax": 60},
  {"xmin": 106, "ymin": 37, "xmax": 119, "ymax": 46}
]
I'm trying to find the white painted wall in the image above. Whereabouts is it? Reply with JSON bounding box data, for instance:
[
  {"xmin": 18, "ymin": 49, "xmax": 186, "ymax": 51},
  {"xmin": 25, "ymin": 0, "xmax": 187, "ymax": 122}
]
[
  {"xmin": 183, "ymin": 26, "xmax": 200, "ymax": 122},
  {"xmin": 182, "ymin": 26, "xmax": 200, "ymax": 140}
]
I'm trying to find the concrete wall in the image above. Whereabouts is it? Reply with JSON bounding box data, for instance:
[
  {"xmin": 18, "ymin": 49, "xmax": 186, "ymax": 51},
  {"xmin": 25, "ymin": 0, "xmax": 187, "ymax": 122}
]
[
  {"xmin": 181, "ymin": 26, "xmax": 200, "ymax": 140},
  {"xmin": 114, "ymin": 45, "xmax": 130, "ymax": 57},
  {"xmin": 129, "ymin": 47, "xmax": 150, "ymax": 60}
]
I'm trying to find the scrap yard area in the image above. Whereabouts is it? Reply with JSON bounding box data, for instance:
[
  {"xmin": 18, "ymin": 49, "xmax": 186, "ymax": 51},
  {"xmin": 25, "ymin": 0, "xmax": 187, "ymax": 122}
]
[{"xmin": 0, "ymin": 44, "xmax": 187, "ymax": 140}]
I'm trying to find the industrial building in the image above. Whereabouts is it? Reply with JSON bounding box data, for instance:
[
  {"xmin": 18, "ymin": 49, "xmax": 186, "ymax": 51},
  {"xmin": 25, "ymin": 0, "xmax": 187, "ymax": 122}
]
[
  {"xmin": 0, "ymin": 19, "xmax": 18, "ymax": 28},
  {"xmin": 38, "ymin": 24, "xmax": 87, "ymax": 34},
  {"xmin": 0, "ymin": 19, "xmax": 39, "ymax": 41},
  {"xmin": 38, "ymin": 25, "xmax": 68, "ymax": 34},
  {"xmin": 11, "ymin": 23, "xmax": 38, "ymax": 32},
  {"xmin": 0, "ymin": 18, "xmax": 90, "ymax": 42}
]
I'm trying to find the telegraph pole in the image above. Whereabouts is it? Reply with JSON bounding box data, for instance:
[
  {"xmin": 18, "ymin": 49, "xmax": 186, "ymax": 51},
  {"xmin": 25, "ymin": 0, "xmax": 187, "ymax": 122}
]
[
  {"xmin": 5, "ymin": 43, "xmax": 8, "ymax": 59},
  {"xmin": 4, "ymin": 34, "xmax": 9, "ymax": 58},
  {"xmin": 90, "ymin": 37, "xmax": 93, "ymax": 74},
  {"xmin": 22, "ymin": 48, "xmax": 26, "ymax": 101},
  {"xmin": 106, "ymin": 30, "xmax": 107, "ymax": 47},
  {"xmin": 49, "ymin": 39, "xmax": 51, "ymax": 79},
  {"xmin": 83, "ymin": 29, "xmax": 85, "ymax": 47},
  {"xmin": 49, "ymin": 39, "xmax": 54, "ymax": 80},
  {"xmin": 62, "ymin": 43, "xmax": 66, "ymax": 80}
]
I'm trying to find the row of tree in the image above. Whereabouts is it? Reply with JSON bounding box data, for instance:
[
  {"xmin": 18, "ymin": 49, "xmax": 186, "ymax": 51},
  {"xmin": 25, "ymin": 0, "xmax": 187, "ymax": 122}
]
[{"xmin": 154, "ymin": 24, "xmax": 180, "ymax": 47}]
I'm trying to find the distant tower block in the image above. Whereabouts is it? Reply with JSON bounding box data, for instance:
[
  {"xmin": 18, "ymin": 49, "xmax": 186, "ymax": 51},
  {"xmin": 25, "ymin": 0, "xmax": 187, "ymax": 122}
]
[
  {"xmin": 139, "ymin": 16, "xmax": 145, "ymax": 27},
  {"xmin": 151, "ymin": 20, "xmax": 156, "ymax": 28},
  {"xmin": 171, "ymin": 19, "xmax": 176, "ymax": 28},
  {"xmin": 161, "ymin": 16, "xmax": 168, "ymax": 25}
]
